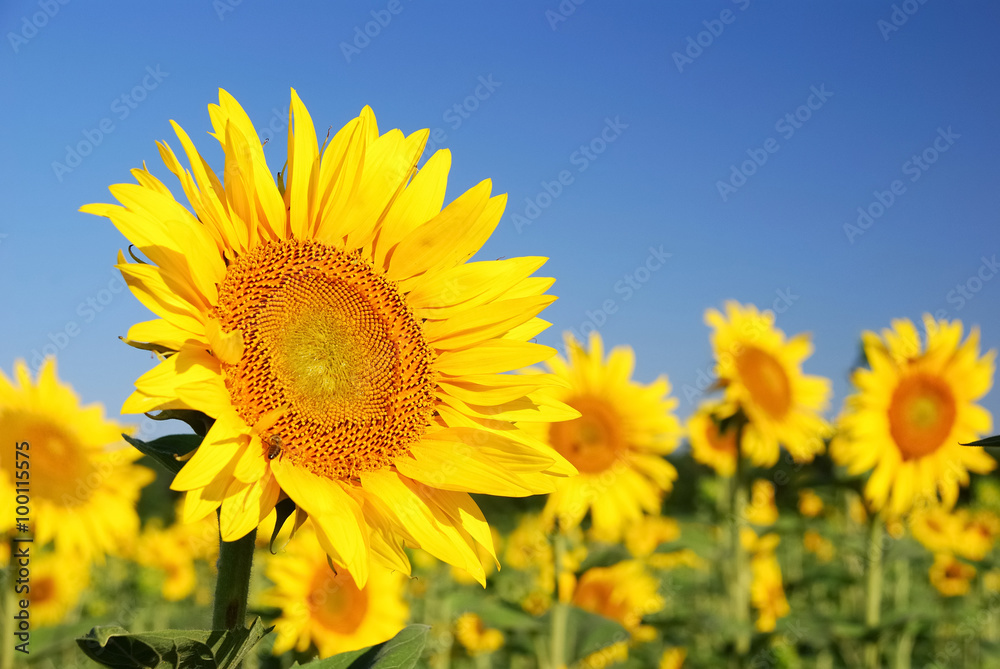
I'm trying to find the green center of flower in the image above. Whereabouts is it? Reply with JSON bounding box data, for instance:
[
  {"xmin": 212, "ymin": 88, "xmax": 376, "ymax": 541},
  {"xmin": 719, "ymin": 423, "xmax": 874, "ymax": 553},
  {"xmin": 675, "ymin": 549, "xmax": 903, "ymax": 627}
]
[
  {"xmin": 214, "ymin": 239, "xmax": 436, "ymax": 480},
  {"xmin": 888, "ymin": 373, "xmax": 956, "ymax": 460},
  {"xmin": 736, "ymin": 346, "xmax": 792, "ymax": 418}
]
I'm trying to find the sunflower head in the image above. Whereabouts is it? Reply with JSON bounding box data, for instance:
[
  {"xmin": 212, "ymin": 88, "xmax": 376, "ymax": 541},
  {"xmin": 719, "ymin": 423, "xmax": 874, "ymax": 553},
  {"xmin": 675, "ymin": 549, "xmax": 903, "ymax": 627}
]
[
  {"xmin": 0, "ymin": 358, "xmax": 154, "ymax": 562},
  {"xmin": 705, "ymin": 301, "xmax": 831, "ymax": 467},
  {"xmin": 750, "ymin": 551, "xmax": 789, "ymax": 632},
  {"xmin": 928, "ymin": 553, "xmax": 976, "ymax": 597},
  {"xmin": 83, "ymin": 89, "xmax": 579, "ymax": 586},
  {"xmin": 686, "ymin": 401, "xmax": 738, "ymax": 477},
  {"xmin": 831, "ymin": 315, "xmax": 995, "ymax": 517},
  {"xmin": 532, "ymin": 331, "xmax": 681, "ymax": 540}
]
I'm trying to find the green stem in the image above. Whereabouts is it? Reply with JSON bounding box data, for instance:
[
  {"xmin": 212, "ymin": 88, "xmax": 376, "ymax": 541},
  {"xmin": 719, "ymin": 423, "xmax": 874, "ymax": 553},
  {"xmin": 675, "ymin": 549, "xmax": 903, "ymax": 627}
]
[
  {"xmin": 729, "ymin": 446, "xmax": 751, "ymax": 663},
  {"xmin": 2, "ymin": 540, "xmax": 16, "ymax": 669},
  {"xmin": 212, "ymin": 527, "xmax": 257, "ymax": 630},
  {"xmin": 550, "ymin": 527, "xmax": 569, "ymax": 669},
  {"xmin": 864, "ymin": 513, "xmax": 884, "ymax": 669}
]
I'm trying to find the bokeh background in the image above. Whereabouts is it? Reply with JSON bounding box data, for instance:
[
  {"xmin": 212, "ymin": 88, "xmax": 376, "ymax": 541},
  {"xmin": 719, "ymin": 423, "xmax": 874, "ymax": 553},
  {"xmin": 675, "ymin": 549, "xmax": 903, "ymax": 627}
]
[{"xmin": 2, "ymin": 0, "xmax": 999, "ymax": 433}]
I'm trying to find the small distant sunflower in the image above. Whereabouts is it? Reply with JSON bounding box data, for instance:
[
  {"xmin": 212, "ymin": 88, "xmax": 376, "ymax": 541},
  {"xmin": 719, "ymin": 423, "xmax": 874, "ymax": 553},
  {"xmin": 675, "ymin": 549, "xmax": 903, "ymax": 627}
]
[
  {"xmin": 750, "ymin": 552, "xmax": 789, "ymax": 632},
  {"xmin": 660, "ymin": 647, "xmax": 687, "ymax": 669},
  {"xmin": 909, "ymin": 506, "xmax": 963, "ymax": 555},
  {"xmin": 797, "ymin": 489, "xmax": 824, "ymax": 518},
  {"xmin": 830, "ymin": 316, "xmax": 995, "ymax": 517},
  {"xmin": 454, "ymin": 613, "xmax": 504, "ymax": 656},
  {"xmin": 959, "ymin": 510, "xmax": 1000, "ymax": 561},
  {"xmin": 262, "ymin": 525, "xmax": 408, "ymax": 658},
  {"xmin": 802, "ymin": 530, "xmax": 834, "ymax": 563},
  {"xmin": 686, "ymin": 402, "xmax": 737, "ymax": 477},
  {"xmin": 83, "ymin": 89, "xmax": 578, "ymax": 586},
  {"xmin": 29, "ymin": 550, "xmax": 90, "ymax": 627},
  {"xmin": 928, "ymin": 554, "xmax": 976, "ymax": 597},
  {"xmin": 705, "ymin": 302, "xmax": 831, "ymax": 467},
  {"xmin": 532, "ymin": 332, "xmax": 681, "ymax": 540},
  {"xmin": 571, "ymin": 560, "xmax": 664, "ymax": 642},
  {"xmin": 624, "ymin": 515, "xmax": 679, "ymax": 557},
  {"xmin": 133, "ymin": 512, "xmax": 219, "ymax": 601},
  {"xmin": 0, "ymin": 359, "xmax": 154, "ymax": 562},
  {"xmin": 744, "ymin": 479, "xmax": 778, "ymax": 527}
]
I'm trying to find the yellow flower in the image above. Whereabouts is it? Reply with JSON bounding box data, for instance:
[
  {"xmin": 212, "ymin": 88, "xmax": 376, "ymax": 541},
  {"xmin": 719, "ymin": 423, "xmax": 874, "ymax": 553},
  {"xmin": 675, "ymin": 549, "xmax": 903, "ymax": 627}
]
[
  {"xmin": 928, "ymin": 553, "xmax": 976, "ymax": 597},
  {"xmin": 532, "ymin": 332, "xmax": 681, "ymax": 540},
  {"xmin": 571, "ymin": 560, "xmax": 664, "ymax": 640},
  {"xmin": 262, "ymin": 526, "xmax": 408, "ymax": 658},
  {"xmin": 909, "ymin": 506, "xmax": 963, "ymax": 555},
  {"xmin": 741, "ymin": 528, "xmax": 781, "ymax": 556},
  {"xmin": 503, "ymin": 513, "xmax": 585, "ymax": 605},
  {"xmin": 454, "ymin": 613, "xmax": 504, "ymax": 656},
  {"xmin": 624, "ymin": 515, "xmax": 680, "ymax": 557},
  {"xmin": 958, "ymin": 510, "xmax": 1000, "ymax": 561},
  {"xmin": 660, "ymin": 647, "xmax": 687, "ymax": 669},
  {"xmin": 745, "ymin": 479, "xmax": 778, "ymax": 527},
  {"xmin": 133, "ymin": 512, "xmax": 219, "ymax": 601},
  {"xmin": 687, "ymin": 402, "xmax": 738, "ymax": 477},
  {"xmin": 803, "ymin": 530, "xmax": 834, "ymax": 562},
  {"xmin": 831, "ymin": 316, "xmax": 995, "ymax": 516},
  {"xmin": 83, "ymin": 89, "xmax": 579, "ymax": 586},
  {"xmin": 579, "ymin": 641, "xmax": 628, "ymax": 669},
  {"xmin": 0, "ymin": 359, "xmax": 154, "ymax": 562},
  {"xmin": 26, "ymin": 550, "xmax": 90, "ymax": 628},
  {"xmin": 647, "ymin": 548, "xmax": 708, "ymax": 571},
  {"xmin": 705, "ymin": 302, "xmax": 831, "ymax": 466},
  {"xmin": 750, "ymin": 552, "xmax": 789, "ymax": 632},
  {"xmin": 798, "ymin": 489, "xmax": 824, "ymax": 518}
]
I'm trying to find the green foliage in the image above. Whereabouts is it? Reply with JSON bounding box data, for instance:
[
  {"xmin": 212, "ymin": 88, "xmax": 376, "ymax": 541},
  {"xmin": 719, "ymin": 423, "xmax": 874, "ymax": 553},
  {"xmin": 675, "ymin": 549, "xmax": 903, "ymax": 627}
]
[
  {"xmin": 123, "ymin": 433, "xmax": 203, "ymax": 475},
  {"xmin": 290, "ymin": 625, "xmax": 430, "ymax": 669},
  {"xmin": 76, "ymin": 617, "xmax": 271, "ymax": 669}
]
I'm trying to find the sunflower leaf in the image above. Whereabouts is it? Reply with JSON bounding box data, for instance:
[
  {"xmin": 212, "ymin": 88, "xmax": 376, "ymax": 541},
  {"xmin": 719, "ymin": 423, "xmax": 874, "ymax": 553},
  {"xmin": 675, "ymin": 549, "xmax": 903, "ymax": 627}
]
[
  {"xmin": 291, "ymin": 624, "xmax": 430, "ymax": 668},
  {"xmin": 538, "ymin": 606, "xmax": 629, "ymax": 666},
  {"xmin": 123, "ymin": 433, "xmax": 203, "ymax": 475},
  {"xmin": 75, "ymin": 619, "xmax": 272, "ymax": 669},
  {"xmin": 962, "ymin": 434, "xmax": 1000, "ymax": 448}
]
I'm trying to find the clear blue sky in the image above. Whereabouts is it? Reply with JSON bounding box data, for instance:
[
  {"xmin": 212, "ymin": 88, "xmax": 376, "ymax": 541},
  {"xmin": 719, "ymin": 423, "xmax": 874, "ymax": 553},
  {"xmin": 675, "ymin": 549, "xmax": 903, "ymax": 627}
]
[{"xmin": 2, "ymin": 1, "xmax": 999, "ymax": 437}]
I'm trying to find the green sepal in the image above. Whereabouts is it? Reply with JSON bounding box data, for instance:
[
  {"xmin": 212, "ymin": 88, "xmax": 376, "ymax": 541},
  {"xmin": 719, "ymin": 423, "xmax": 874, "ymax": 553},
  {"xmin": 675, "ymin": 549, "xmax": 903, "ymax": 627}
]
[
  {"xmin": 962, "ymin": 434, "xmax": 1000, "ymax": 447},
  {"xmin": 76, "ymin": 617, "xmax": 272, "ymax": 669},
  {"xmin": 123, "ymin": 433, "xmax": 203, "ymax": 475},
  {"xmin": 145, "ymin": 409, "xmax": 216, "ymax": 437},
  {"xmin": 290, "ymin": 624, "xmax": 430, "ymax": 668},
  {"xmin": 269, "ymin": 497, "xmax": 298, "ymax": 553}
]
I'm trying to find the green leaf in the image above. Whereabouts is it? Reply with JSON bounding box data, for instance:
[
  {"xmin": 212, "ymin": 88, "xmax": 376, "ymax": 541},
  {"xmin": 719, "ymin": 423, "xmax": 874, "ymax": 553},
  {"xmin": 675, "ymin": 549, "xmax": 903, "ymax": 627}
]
[
  {"xmin": 292, "ymin": 625, "xmax": 430, "ymax": 669},
  {"xmin": 539, "ymin": 606, "xmax": 629, "ymax": 666},
  {"xmin": 123, "ymin": 433, "xmax": 203, "ymax": 475},
  {"xmin": 145, "ymin": 409, "xmax": 216, "ymax": 437},
  {"xmin": 962, "ymin": 434, "xmax": 1000, "ymax": 447},
  {"xmin": 76, "ymin": 617, "xmax": 271, "ymax": 669}
]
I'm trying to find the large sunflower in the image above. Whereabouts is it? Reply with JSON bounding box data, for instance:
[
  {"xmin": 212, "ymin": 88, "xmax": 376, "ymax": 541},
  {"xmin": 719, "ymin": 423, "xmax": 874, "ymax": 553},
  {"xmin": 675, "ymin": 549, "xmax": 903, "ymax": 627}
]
[
  {"xmin": 82, "ymin": 89, "xmax": 576, "ymax": 586},
  {"xmin": 0, "ymin": 359, "xmax": 153, "ymax": 562},
  {"xmin": 528, "ymin": 332, "xmax": 680, "ymax": 540},
  {"xmin": 830, "ymin": 315, "xmax": 995, "ymax": 516},
  {"xmin": 705, "ymin": 301, "xmax": 831, "ymax": 466},
  {"xmin": 261, "ymin": 525, "xmax": 408, "ymax": 658}
]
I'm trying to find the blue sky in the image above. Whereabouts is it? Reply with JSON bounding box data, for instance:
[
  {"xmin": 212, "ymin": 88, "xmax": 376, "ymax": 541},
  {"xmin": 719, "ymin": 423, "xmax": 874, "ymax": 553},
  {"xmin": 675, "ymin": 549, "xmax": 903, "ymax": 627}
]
[{"xmin": 2, "ymin": 1, "xmax": 999, "ymax": 436}]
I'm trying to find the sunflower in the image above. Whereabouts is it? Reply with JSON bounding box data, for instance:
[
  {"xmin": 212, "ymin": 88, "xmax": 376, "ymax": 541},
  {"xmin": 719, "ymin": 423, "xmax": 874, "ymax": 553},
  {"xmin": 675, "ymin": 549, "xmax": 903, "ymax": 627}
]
[
  {"xmin": 28, "ymin": 550, "xmax": 90, "ymax": 627},
  {"xmin": 686, "ymin": 402, "xmax": 738, "ymax": 477},
  {"xmin": 797, "ymin": 489, "xmax": 824, "ymax": 518},
  {"xmin": 83, "ymin": 89, "xmax": 579, "ymax": 586},
  {"xmin": 750, "ymin": 551, "xmax": 789, "ymax": 632},
  {"xmin": 133, "ymin": 511, "xmax": 219, "ymax": 601},
  {"xmin": 660, "ymin": 647, "xmax": 687, "ymax": 669},
  {"xmin": 909, "ymin": 506, "xmax": 963, "ymax": 555},
  {"xmin": 624, "ymin": 515, "xmax": 679, "ymax": 557},
  {"xmin": 571, "ymin": 560, "xmax": 664, "ymax": 641},
  {"xmin": 802, "ymin": 530, "xmax": 834, "ymax": 562},
  {"xmin": 830, "ymin": 316, "xmax": 995, "ymax": 517},
  {"xmin": 454, "ymin": 613, "xmax": 504, "ymax": 656},
  {"xmin": 928, "ymin": 553, "xmax": 976, "ymax": 597},
  {"xmin": 262, "ymin": 525, "xmax": 408, "ymax": 657},
  {"xmin": 744, "ymin": 479, "xmax": 778, "ymax": 527},
  {"xmin": 529, "ymin": 332, "xmax": 681, "ymax": 540},
  {"xmin": 705, "ymin": 301, "xmax": 831, "ymax": 466},
  {"xmin": 0, "ymin": 359, "xmax": 154, "ymax": 562}
]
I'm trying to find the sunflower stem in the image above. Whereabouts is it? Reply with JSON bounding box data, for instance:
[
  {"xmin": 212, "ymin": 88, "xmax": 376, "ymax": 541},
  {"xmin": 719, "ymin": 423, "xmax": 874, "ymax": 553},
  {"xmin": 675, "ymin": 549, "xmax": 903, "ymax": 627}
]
[
  {"xmin": 864, "ymin": 512, "xmax": 884, "ymax": 669},
  {"xmin": 212, "ymin": 526, "xmax": 257, "ymax": 631},
  {"xmin": 550, "ymin": 525, "xmax": 569, "ymax": 669},
  {"xmin": 728, "ymin": 445, "xmax": 751, "ymax": 664},
  {"xmin": 2, "ymin": 539, "xmax": 16, "ymax": 669}
]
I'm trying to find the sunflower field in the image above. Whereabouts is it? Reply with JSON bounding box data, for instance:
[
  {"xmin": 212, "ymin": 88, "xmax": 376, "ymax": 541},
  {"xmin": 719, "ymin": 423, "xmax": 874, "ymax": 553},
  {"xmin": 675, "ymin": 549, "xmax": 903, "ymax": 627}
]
[{"xmin": 4, "ymin": 86, "xmax": 1000, "ymax": 669}]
